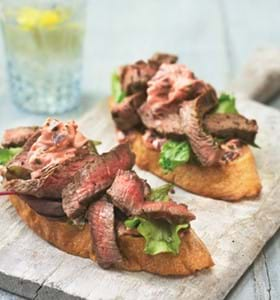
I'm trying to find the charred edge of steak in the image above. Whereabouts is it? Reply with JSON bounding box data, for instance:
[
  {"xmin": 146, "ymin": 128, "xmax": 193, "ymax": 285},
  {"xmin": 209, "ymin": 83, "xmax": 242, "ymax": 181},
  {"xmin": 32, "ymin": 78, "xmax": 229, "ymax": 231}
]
[
  {"xmin": 180, "ymin": 87, "xmax": 223, "ymax": 167},
  {"xmin": 62, "ymin": 144, "xmax": 135, "ymax": 220},
  {"xmin": 119, "ymin": 60, "xmax": 158, "ymax": 95},
  {"xmin": 203, "ymin": 113, "xmax": 258, "ymax": 144},
  {"xmin": 107, "ymin": 170, "xmax": 149, "ymax": 215},
  {"xmin": 2, "ymin": 126, "xmax": 39, "ymax": 148},
  {"xmin": 88, "ymin": 198, "xmax": 122, "ymax": 268},
  {"xmin": 111, "ymin": 92, "xmax": 147, "ymax": 131}
]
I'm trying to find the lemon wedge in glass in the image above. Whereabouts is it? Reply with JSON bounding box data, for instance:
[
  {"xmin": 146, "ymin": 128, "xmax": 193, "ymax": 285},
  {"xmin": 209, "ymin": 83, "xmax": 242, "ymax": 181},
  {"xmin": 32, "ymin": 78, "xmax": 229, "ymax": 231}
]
[{"xmin": 16, "ymin": 7, "xmax": 69, "ymax": 30}]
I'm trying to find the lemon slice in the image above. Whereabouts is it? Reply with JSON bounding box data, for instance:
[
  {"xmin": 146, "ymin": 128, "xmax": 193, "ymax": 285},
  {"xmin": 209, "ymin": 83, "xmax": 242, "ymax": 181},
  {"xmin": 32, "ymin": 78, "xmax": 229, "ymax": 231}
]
[
  {"xmin": 16, "ymin": 7, "xmax": 69, "ymax": 30},
  {"xmin": 17, "ymin": 8, "xmax": 41, "ymax": 30}
]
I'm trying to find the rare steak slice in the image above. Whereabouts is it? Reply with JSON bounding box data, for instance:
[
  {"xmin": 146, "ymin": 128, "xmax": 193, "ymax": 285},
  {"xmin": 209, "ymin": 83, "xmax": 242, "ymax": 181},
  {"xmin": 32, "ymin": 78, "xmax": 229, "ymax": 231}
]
[
  {"xmin": 111, "ymin": 92, "xmax": 146, "ymax": 131},
  {"xmin": 141, "ymin": 201, "xmax": 195, "ymax": 224},
  {"xmin": 5, "ymin": 154, "xmax": 97, "ymax": 198},
  {"xmin": 2, "ymin": 126, "xmax": 39, "ymax": 148},
  {"xmin": 203, "ymin": 113, "xmax": 258, "ymax": 144},
  {"xmin": 88, "ymin": 197, "xmax": 122, "ymax": 268},
  {"xmin": 108, "ymin": 170, "xmax": 194, "ymax": 224},
  {"xmin": 107, "ymin": 170, "xmax": 150, "ymax": 215},
  {"xmin": 62, "ymin": 144, "xmax": 135, "ymax": 219}
]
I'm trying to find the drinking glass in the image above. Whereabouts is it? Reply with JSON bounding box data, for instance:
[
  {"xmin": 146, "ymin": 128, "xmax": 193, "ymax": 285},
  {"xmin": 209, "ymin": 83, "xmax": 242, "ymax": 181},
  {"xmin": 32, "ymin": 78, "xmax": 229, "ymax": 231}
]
[{"xmin": 0, "ymin": 0, "xmax": 87, "ymax": 114}]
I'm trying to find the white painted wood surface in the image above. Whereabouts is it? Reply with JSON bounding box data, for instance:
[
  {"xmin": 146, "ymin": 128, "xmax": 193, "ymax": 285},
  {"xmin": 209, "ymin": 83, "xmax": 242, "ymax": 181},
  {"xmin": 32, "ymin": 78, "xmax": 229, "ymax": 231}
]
[
  {"xmin": 0, "ymin": 0, "xmax": 279, "ymax": 299},
  {"xmin": 0, "ymin": 98, "xmax": 279, "ymax": 300}
]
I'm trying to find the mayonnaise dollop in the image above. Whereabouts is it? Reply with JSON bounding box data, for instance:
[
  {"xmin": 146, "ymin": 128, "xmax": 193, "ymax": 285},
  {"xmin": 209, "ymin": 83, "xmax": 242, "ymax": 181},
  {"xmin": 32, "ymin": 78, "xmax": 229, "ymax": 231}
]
[{"xmin": 27, "ymin": 118, "xmax": 87, "ymax": 178}]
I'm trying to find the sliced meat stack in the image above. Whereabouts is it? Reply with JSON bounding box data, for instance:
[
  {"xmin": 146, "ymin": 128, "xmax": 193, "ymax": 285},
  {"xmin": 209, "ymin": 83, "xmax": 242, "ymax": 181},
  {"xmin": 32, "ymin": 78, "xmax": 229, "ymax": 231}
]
[
  {"xmin": 111, "ymin": 53, "xmax": 178, "ymax": 132},
  {"xmin": 111, "ymin": 55, "xmax": 259, "ymax": 167},
  {"xmin": 5, "ymin": 154, "xmax": 97, "ymax": 198},
  {"xmin": 62, "ymin": 144, "xmax": 135, "ymax": 219},
  {"xmin": 2, "ymin": 119, "xmax": 195, "ymax": 270}
]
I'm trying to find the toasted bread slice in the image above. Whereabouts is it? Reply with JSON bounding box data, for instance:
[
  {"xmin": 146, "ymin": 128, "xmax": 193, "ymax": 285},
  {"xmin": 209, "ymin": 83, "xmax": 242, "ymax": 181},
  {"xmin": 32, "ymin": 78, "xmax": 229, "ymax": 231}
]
[
  {"xmin": 9, "ymin": 195, "xmax": 213, "ymax": 276},
  {"xmin": 129, "ymin": 131, "xmax": 261, "ymax": 201}
]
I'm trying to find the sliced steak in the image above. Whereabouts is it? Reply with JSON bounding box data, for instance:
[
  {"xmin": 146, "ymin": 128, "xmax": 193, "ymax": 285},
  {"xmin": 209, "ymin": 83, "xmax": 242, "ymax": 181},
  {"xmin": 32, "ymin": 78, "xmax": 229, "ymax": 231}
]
[
  {"xmin": 139, "ymin": 105, "xmax": 184, "ymax": 136},
  {"xmin": 119, "ymin": 60, "xmax": 158, "ymax": 95},
  {"xmin": 149, "ymin": 53, "xmax": 178, "ymax": 65},
  {"xmin": 180, "ymin": 95, "xmax": 223, "ymax": 167},
  {"xmin": 204, "ymin": 113, "xmax": 258, "ymax": 144},
  {"xmin": 141, "ymin": 201, "xmax": 195, "ymax": 224},
  {"xmin": 88, "ymin": 198, "xmax": 122, "ymax": 268},
  {"xmin": 138, "ymin": 63, "xmax": 223, "ymax": 166},
  {"xmin": 111, "ymin": 92, "xmax": 146, "ymax": 131},
  {"xmin": 21, "ymin": 195, "xmax": 66, "ymax": 219},
  {"xmin": 62, "ymin": 144, "xmax": 135, "ymax": 219},
  {"xmin": 107, "ymin": 170, "xmax": 150, "ymax": 215},
  {"xmin": 2, "ymin": 126, "xmax": 39, "ymax": 148},
  {"xmin": 5, "ymin": 154, "xmax": 97, "ymax": 198},
  {"xmin": 108, "ymin": 170, "xmax": 194, "ymax": 224},
  {"xmin": 138, "ymin": 64, "xmax": 216, "ymax": 137}
]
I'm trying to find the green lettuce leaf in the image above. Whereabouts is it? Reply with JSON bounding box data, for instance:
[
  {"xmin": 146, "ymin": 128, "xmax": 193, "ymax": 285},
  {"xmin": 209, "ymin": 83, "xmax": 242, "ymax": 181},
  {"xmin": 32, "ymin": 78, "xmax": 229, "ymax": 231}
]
[
  {"xmin": 0, "ymin": 147, "xmax": 22, "ymax": 165},
  {"xmin": 148, "ymin": 183, "xmax": 174, "ymax": 202},
  {"xmin": 159, "ymin": 140, "xmax": 191, "ymax": 172},
  {"xmin": 111, "ymin": 72, "xmax": 126, "ymax": 103},
  {"xmin": 125, "ymin": 217, "xmax": 189, "ymax": 255},
  {"xmin": 214, "ymin": 93, "xmax": 238, "ymax": 114}
]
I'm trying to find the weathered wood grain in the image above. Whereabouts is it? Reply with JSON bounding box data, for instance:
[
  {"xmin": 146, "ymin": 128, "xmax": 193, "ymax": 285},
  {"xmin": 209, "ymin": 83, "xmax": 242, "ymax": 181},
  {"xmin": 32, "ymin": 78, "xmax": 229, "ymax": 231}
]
[
  {"xmin": 0, "ymin": 0, "xmax": 279, "ymax": 299},
  {"xmin": 0, "ymin": 98, "xmax": 279, "ymax": 300}
]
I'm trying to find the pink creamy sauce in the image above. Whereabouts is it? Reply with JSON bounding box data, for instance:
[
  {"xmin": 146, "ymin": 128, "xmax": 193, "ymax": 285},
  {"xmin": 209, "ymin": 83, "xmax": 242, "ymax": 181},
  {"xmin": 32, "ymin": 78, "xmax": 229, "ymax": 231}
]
[
  {"xmin": 117, "ymin": 129, "xmax": 166, "ymax": 151},
  {"xmin": 27, "ymin": 118, "xmax": 88, "ymax": 178},
  {"xmin": 147, "ymin": 63, "xmax": 203, "ymax": 108}
]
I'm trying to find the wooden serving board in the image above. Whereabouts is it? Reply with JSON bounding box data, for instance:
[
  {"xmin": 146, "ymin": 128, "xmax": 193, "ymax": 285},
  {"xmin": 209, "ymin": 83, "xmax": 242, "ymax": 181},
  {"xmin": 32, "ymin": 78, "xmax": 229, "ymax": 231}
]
[{"xmin": 0, "ymin": 97, "xmax": 279, "ymax": 300}]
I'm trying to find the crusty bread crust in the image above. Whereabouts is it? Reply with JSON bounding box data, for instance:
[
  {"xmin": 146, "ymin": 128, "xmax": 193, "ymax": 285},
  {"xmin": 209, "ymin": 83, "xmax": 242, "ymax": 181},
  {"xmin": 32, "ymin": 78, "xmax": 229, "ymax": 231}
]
[
  {"xmin": 129, "ymin": 132, "xmax": 262, "ymax": 201},
  {"xmin": 9, "ymin": 195, "xmax": 214, "ymax": 276}
]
